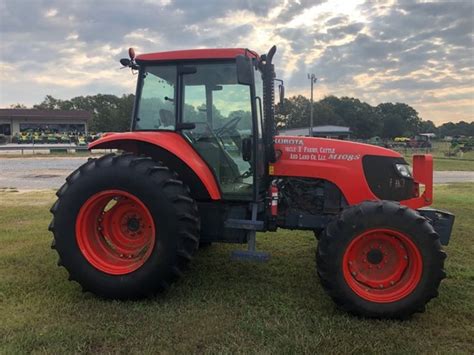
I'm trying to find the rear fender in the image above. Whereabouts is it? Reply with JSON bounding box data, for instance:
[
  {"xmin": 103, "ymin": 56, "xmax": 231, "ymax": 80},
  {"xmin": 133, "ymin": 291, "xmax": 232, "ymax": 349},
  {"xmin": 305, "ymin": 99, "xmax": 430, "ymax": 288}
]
[{"xmin": 89, "ymin": 132, "xmax": 221, "ymax": 201}]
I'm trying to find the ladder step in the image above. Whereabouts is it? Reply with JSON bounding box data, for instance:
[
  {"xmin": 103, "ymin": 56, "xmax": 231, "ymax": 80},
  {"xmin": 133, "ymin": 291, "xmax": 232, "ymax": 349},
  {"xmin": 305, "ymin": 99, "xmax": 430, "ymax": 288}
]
[
  {"xmin": 224, "ymin": 219, "xmax": 264, "ymax": 231},
  {"xmin": 231, "ymin": 250, "xmax": 270, "ymax": 262}
]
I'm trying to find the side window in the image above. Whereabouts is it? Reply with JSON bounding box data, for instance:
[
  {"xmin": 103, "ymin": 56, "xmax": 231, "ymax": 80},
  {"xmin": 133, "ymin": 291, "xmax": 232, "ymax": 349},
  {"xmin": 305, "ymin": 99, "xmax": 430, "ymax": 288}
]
[{"xmin": 136, "ymin": 66, "xmax": 176, "ymax": 130}]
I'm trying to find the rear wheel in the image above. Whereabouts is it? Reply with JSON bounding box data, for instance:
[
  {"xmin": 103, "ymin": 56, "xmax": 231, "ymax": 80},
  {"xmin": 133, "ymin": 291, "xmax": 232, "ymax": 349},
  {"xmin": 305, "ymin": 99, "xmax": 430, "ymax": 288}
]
[
  {"xmin": 49, "ymin": 153, "xmax": 200, "ymax": 299},
  {"xmin": 317, "ymin": 200, "xmax": 446, "ymax": 318}
]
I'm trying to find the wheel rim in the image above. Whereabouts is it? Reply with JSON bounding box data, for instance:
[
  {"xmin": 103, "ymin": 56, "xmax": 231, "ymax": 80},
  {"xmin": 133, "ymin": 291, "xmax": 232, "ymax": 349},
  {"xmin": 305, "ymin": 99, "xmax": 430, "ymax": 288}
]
[
  {"xmin": 342, "ymin": 228, "xmax": 423, "ymax": 303},
  {"xmin": 75, "ymin": 190, "xmax": 156, "ymax": 275}
]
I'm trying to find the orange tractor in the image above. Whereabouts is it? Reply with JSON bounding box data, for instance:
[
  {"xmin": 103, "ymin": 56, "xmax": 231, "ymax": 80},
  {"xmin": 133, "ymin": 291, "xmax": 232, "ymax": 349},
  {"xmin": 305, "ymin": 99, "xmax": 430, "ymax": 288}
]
[{"xmin": 50, "ymin": 46, "xmax": 454, "ymax": 318}]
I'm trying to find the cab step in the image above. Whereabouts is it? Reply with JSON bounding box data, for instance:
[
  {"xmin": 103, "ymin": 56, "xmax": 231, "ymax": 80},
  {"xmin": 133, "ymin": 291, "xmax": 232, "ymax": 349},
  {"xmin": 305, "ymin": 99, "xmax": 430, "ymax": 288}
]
[
  {"xmin": 224, "ymin": 219, "xmax": 264, "ymax": 231},
  {"xmin": 229, "ymin": 203, "xmax": 270, "ymax": 262},
  {"xmin": 231, "ymin": 250, "xmax": 270, "ymax": 262}
]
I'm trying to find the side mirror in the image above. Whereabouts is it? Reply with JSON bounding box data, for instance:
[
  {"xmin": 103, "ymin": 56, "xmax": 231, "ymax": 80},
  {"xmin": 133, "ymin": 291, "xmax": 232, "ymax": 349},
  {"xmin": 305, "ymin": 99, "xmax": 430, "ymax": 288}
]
[
  {"xmin": 279, "ymin": 84, "xmax": 285, "ymax": 105},
  {"xmin": 236, "ymin": 55, "xmax": 253, "ymax": 85},
  {"xmin": 275, "ymin": 79, "xmax": 285, "ymax": 107},
  {"xmin": 242, "ymin": 137, "xmax": 252, "ymax": 161},
  {"xmin": 120, "ymin": 58, "xmax": 131, "ymax": 67}
]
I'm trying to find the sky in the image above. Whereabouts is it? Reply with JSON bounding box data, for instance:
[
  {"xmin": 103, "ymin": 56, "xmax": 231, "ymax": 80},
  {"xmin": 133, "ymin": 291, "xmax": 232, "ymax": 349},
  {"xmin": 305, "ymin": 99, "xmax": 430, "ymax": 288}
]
[{"xmin": 0, "ymin": 0, "xmax": 472, "ymax": 125}]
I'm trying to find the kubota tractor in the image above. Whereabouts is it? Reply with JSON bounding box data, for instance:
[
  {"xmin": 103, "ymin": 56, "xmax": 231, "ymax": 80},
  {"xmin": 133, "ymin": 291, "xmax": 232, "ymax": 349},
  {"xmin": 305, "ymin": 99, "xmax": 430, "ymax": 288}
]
[{"xmin": 49, "ymin": 46, "xmax": 454, "ymax": 318}]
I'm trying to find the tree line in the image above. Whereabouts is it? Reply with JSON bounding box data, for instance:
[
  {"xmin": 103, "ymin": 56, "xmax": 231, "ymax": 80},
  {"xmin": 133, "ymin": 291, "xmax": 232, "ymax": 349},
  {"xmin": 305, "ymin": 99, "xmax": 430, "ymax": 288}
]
[
  {"xmin": 10, "ymin": 94, "xmax": 473, "ymax": 138},
  {"xmin": 276, "ymin": 95, "xmax": 473, "ymax": 139}
]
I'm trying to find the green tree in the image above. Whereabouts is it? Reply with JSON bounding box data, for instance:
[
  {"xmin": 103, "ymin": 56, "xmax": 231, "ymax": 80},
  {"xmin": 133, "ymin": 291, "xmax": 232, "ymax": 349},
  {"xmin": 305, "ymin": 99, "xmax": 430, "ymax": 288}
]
[
  {"xmin": 320, "ymin": 96, "xmax": 381, "ymax": 138},
  {"xmin": 376, "ymin": 103, "xmax": 422, "ymax": 138},
  {"xmin": 33, "ymin": 94, "xmax": 135, "ymax": 132},
  {"xmin": 10, "ymin": 103, "xmax": 28, "ymax": 109},
  {"xmin": 419, "ymin": 120, "xmax": 437, "ymax": 134},
  {"xmin": 438, "ymin": 121, "xmax": 474, "ymax": 137}
]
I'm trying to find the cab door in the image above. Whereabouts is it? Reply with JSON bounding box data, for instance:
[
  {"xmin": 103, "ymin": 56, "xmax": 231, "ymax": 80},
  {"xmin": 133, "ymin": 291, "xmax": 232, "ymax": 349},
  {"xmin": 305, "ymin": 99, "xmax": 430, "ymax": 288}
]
[{"xmin": 181, "ymin": 62, "xmax": 255, "ymax": 201}]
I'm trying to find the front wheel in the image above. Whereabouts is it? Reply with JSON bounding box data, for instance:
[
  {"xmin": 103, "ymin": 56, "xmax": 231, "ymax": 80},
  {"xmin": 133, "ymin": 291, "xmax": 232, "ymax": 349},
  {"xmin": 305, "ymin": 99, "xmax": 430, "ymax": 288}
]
[{"xmin": 317, "ymin": 201, "xmax": 446, "ymax": 318}]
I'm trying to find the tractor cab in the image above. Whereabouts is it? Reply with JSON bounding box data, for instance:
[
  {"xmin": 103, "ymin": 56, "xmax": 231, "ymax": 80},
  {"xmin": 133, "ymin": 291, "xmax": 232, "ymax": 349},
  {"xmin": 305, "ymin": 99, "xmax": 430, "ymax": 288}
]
[{"xmin": 130, "ymin": 48, "xmax": 277, "ymax": 202}]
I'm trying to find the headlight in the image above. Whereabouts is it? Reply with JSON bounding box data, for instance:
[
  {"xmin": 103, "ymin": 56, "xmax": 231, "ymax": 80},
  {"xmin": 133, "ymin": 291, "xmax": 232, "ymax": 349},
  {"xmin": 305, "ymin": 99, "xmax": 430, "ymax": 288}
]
[{"xmin": 395, "ymin": 163, "xmax": 412, "ymax": 178}]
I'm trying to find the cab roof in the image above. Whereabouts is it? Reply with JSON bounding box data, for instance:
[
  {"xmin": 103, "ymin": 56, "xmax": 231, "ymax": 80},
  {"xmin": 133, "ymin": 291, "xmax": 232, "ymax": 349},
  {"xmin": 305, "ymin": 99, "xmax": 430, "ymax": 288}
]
[{"xmin": 136, "ymin": 48, "xmax": 259, "ymax": 62}]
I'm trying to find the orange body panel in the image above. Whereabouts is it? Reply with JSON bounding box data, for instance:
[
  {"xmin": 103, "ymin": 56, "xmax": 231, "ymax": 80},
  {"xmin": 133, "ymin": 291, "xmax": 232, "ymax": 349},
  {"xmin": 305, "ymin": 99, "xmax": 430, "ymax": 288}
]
[
  {"xmin": 271, "ymin": 136, "xmax": 433, "ymax": 209},
  {"xmin": 90, "ymin": 133, "xmax": 433, "ymax": 209}
]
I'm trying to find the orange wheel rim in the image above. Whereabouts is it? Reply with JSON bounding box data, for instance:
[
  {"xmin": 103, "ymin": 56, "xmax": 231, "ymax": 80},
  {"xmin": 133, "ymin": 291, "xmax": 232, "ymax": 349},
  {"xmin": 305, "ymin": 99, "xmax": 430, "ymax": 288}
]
[
  {"xmin": 342, "ymin": 228, "xmax": 423, "ymax": 303},
  {"xmin": 75, "ymin": 190, "xmax": 155, "ymax": 275}
]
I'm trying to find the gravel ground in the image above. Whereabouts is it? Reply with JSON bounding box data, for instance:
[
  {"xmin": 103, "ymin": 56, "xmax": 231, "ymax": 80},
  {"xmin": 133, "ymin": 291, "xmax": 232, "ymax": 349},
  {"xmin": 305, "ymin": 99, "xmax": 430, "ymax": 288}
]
[
  {"xmin": 0, "ymin": 157, "xmax": 473, "ymax": 190},
  {"xmin": 0, "ymin": 157, "xmax": 89, "ymax": 190}
]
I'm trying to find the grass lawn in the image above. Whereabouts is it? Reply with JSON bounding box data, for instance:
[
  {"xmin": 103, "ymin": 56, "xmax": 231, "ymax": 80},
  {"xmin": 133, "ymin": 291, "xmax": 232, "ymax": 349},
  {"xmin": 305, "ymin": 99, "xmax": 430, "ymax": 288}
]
[
  {"xmin": 433, "ymin": 158, "xmax": 474, "ymax": 171},
  {"xmin": 1, "ymin": 185, "xmax": 473, "ymax": 353}
]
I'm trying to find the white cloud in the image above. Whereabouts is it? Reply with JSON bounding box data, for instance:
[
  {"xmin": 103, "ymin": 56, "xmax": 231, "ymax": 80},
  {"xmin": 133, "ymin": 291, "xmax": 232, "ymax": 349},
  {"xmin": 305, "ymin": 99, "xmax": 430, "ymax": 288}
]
[
  {"xmin": 45, "ymin": 8, "xmax": 58, "ymax": 17},
  {"xmin": 0, "ymin": 0, "xmax": 472, "ymax": 124}
]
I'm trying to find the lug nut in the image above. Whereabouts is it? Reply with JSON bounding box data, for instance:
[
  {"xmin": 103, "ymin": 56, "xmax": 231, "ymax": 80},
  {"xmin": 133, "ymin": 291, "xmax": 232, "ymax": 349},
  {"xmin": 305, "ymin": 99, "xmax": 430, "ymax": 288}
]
[{"xmin": 352, "ymin": 271, "xmax": 357, "ymax": 276}]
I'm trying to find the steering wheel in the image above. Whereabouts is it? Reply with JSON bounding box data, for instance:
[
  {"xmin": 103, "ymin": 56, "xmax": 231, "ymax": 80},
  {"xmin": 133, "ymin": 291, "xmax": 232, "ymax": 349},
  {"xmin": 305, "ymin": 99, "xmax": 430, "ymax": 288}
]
[{"xmin": 214, "ymin": 116, "xmax": 242, "ymax": 136}]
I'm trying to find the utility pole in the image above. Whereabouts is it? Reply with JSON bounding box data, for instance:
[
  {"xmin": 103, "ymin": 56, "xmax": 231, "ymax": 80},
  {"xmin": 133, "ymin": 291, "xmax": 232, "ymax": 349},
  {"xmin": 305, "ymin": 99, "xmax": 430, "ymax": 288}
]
[{"xmin": 308, "ymin": 74, "xmax": 317, "ymax": 137}]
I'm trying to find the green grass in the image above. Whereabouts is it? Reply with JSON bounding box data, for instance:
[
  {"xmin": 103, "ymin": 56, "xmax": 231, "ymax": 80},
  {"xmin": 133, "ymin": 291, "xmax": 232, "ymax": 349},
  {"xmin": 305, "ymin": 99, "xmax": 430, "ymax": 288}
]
[
  {"xmin": 433, "ymin": 157, "xmax": 474, "ymax": 171},
  {"xmin": 399, "ymin": 140, "xmax": 474, "ymax": 171},
  {"xmin": 1, "ymin": 186, "xmax": 473, "ymax": 353}
]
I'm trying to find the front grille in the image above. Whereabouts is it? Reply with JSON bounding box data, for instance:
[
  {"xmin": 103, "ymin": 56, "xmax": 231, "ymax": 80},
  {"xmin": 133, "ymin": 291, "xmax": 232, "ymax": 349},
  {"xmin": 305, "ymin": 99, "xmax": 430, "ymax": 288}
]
[{"xmin": 363, "ymin": 155, "xmax": 414, "ymax": 201}]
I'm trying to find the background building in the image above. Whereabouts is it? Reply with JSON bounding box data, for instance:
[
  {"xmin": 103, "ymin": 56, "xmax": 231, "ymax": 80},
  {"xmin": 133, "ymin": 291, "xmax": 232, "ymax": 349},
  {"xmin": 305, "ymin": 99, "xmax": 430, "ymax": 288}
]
[
  {"xmin": 278, "ymin": 125, "xmax": 351, "ymax": 139},
  {"xmin": 0, "ymin": 109, "xmax": 92, "ymax": 137}
]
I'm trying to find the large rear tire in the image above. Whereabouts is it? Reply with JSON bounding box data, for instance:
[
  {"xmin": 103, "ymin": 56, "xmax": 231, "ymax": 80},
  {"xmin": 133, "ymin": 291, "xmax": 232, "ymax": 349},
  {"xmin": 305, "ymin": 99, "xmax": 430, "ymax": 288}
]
[
  {"xmin": 49, "ymin": 153, "xmax": 200, "ymax": 299},
  {"xmin": 317, "ymin": 200, "xmax": 446, "ymax": 318}
]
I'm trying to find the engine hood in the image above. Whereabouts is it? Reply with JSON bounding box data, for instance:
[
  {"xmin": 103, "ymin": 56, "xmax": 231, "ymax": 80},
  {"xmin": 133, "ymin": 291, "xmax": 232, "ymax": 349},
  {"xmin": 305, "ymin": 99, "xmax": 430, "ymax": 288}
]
[{"xmin": 271, "ymin": 136, "xmax": 405, "ymax": 206}]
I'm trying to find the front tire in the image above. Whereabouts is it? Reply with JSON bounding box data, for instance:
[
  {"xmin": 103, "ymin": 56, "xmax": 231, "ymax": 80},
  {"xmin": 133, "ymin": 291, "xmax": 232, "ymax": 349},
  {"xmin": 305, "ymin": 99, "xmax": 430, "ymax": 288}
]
[
  {"xmin": 49, "ymin": 153, "xmax": 200, "ymax": 299},
  {"xmin": 317, "ymin": 200, "xmax": 446, "ymax": 318}
]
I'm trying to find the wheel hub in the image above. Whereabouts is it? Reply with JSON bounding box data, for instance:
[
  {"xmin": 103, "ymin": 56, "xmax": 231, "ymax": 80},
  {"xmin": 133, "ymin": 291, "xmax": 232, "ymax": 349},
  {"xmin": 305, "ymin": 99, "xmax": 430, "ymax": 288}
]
[
  {"xmin": 367, "ymin": 249, "xmax": 384, "ymax": 264},
  {"xmin": 127, "ymin": 217, "xmax": 140, "ymax": 232}
]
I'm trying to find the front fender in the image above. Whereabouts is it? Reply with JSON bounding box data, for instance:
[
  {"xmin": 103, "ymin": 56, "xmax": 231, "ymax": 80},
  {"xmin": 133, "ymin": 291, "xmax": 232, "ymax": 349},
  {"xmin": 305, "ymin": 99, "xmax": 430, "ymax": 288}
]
[{"xmin": 89, "ymin": 132, "xmax": 221, "ymax": 200}]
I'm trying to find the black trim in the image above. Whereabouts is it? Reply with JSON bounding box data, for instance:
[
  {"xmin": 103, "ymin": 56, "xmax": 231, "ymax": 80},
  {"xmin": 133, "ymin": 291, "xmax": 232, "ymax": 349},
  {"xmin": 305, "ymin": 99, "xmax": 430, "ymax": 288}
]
[
  {"xmin": 418, "ymin": 208, "xmax": 455, "ymax": 245},
  {"xmin": 247, "ymin": 59, "xmax": 259, "ymax": 202},
  {"xmin": 130, "ymin": 69, "xmax": 145, "ymax": 131}
]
